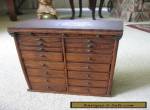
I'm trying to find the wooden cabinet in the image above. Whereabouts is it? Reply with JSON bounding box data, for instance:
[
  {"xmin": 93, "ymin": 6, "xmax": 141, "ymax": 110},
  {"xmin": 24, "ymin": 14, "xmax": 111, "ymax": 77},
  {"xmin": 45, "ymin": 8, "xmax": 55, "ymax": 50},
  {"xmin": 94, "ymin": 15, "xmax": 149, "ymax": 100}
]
[{"xmin": 8, "ymin": 20, "xmax": 123, "ymax": 96}]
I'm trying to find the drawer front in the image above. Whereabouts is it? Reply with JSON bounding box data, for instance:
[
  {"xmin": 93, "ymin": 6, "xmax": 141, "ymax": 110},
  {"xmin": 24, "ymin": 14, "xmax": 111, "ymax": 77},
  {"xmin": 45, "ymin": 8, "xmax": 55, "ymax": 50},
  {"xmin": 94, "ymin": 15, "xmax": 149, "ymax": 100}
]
[
  {"xmin": 66, "ymin": 42, "xmax": 114, "ymax": 49},
  {"xmin": 18, "ymin": 35, "xmax": 61, "ymax": 43},
  {"xmin": 65, "ymin": 37, "xmax": 114, "ymax": 44},
  {"xmin": 68, "ymin": 86, "xmax": 107, "ymax": 95},
  {"xmin": 67, "ymin": 63, "xmax": 110, "ymax": 72},
  {"xmin": 27, "ymin": 68, "xmax": 65, "ymax": 78},
  {"xmin": 66, "ymin": 48, "xmax": 113, "ymax": 54},
  {"xmin": 19, "ymin": 46, "xmax": 62, "ymax": 52},
  {"xmin": 21, "ymin": 51, "xmax": 63, "ymax": 62},
  {"xmin": 29, "ymin": 76, "xmax": 66, "ymax": 85},
  {"xmin": 68, "ymin": 71, "xmax": 109, "ymax": 80},
  {"xmin": 66, "ymin": 53, "xmax": 112, "ymax": 63},
  {"xmin": 19, "ymin": 41, "xmax": 61, "ymax": 47},
  {"xmin": 66, "ymin": 38, "xmax": 114, "ymax": 49},
  {"xmin": 68, "ymin": 79, "xmax": 108, "ymax": 88},
  {"xmin": 31, "ymin": 83, "xmax": 66, "ymax": 92},
  {"xmin": 24, "ymin": 61, "xmax": 64, "ymax": 70}
]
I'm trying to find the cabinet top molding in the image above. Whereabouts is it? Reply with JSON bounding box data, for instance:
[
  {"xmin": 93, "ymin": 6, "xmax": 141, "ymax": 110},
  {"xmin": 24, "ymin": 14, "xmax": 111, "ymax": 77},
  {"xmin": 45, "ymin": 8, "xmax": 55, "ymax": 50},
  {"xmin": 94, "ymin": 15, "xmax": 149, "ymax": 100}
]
[{"xmin": 8, "ymin": 19, "xmax": 123, "ymax": 30}]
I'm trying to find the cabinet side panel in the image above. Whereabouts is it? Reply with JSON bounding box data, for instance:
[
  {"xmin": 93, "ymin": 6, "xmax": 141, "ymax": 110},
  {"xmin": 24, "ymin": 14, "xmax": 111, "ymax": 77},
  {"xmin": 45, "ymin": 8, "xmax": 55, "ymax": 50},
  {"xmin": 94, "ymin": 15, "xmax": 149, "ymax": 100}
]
[
  {"xmin": 107, "ymin": 39, "xmax": 120, "ymax": 96},
  {"xmin": 13, "ymin": 35, "xmax": 32, "ymax": 90}
]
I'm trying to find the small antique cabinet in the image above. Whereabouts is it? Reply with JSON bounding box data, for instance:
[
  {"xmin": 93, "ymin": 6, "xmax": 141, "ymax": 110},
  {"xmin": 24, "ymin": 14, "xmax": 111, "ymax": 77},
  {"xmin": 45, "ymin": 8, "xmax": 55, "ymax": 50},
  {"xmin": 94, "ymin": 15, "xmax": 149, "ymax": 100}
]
[{"xmin": 8, "ymin": 20, "xmax": 123, "ymax": 96}]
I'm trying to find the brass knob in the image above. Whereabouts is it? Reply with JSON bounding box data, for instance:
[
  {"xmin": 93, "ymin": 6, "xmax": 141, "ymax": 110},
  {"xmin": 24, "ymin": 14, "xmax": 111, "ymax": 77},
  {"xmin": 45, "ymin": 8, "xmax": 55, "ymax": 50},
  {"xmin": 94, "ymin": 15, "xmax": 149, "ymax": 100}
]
[
  {"xmin": 87, "ymin": 44, "xmax": 93, "ymax": 48},
  {"xmin": 42, "ymin": 63, "xmax": 47, "ymax": 67},
  {"xmin": 87, "ymin": 74, "xmax": 91, "ymax": 78},
  {"xmin": 88, "ymin": 57, "xmax": 92, "ymax": 61},
  {"xmin": 39, "ymin": 54, "xmax": 45, "ymax": 57},
  {"xmin": 35, "ymin": 38, "xmax": 42, "ymax": 41},
  {"xmin": 87, "ymin": 49, "xmax": 92, "ymax": 53},
  {"xmin": 84, "ymin": 66, "xmax": 90, "ymax": 69},
  {"xmin": 45, "ymin": 79, "xmax": 49, "ymax": 82},
  {"xmin": 86, "ymin": 39, "xmax": 92, "ymax": 43},
  {"xmin": 37, "ymin": 47, "xmax": 44, "ymax": 51},
  {"xmin": 87, "ymin": 82, "xmax": 91, "ymax": 85},
  {"xmin": 37, "ymin": 42, "xmax": 43, "ymax": 46},
  {"xmin": 45, "ymin": 71, "xmax": 49, "ymax": 75},
  {"xmin": 47, "ymin": 86, "xmax": 51, "ymax": 89}
]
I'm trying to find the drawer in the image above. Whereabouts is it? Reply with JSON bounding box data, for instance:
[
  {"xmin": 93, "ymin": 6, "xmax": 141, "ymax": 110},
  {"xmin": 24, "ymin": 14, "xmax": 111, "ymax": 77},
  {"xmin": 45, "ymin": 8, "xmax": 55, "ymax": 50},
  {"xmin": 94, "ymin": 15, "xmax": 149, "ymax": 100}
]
[
  {"xmin": 24, "ymin": 61, "xmax": 64, "ymax": 70},
  {"xmin": 21, "ymin": 51, "xmax": 63, "ymax": 62},
  {"xmin": 18, "ymin": 40, "xmax": 61, "ymax": 48},
  {"xmin": 27, "ymin": 68, "xmax": 65, "ymax": 78},
  {"xmin": 67, "ymin": 63, "xmax": 110, "ymax": 72},
  {"xmin": 31, "ymin": 83, "xmax": 66, "ymax": 92},
  {"xmin": 65, "ymin": 38, "xmax": 114, "ymax": 49},
  {"xmin": 68, "ymin": 71, "xmax": 109, "ymax": 80},
  {"xmin": 66, "ymin": 48, "xmax": 113, "ymax": 54},
  {"xmin": 19, "ymin": 46, "xmax": 62, "ymax": 52},
  {"xmin": 68, "ymin": 79, "xmax": 108, "ymax": 88},
  {"xmin": 18, "ymin": 34, "xmax": 61, "ymax": 43},
  {"xmin": 66, "ymin": 42, "xmax": 114, "ymax": 49},
  {"xmin": 68, "ymin": 86, "xmax": 107, "ymax": 95},
  {"xmin": 29, "ymin": 76, "xmax": 66, "ymax": 85},
  {"xmin": 66, "ymin": 37, "xmax": 114, "ymax": 44},
  {"xmin": 66, "ymin": 53, "xmax": 112, "ymax": 63}
]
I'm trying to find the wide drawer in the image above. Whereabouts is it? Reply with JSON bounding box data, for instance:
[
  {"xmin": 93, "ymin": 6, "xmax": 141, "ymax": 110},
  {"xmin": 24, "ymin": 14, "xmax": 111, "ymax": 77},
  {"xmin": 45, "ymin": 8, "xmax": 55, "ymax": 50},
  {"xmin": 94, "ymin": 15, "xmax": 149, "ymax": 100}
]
[
  {"xmin": 31, "ymin": 83, "xmax": 67, "ymax": 92},
  {"xmin": 21, "ymin": 51, "xmax": 63, "ymax": 62},
  {"xmin": 19, "ymin": 46, "xmax": 62, "ymax": 52},
  {"xmin": 27, "ymin": 68, "xmax": 65, "ymax": 78},
  {"xmin": 29, "ymin": 76, "xmax": 66, "ymax": 85},
  {"xmin": 67, "ymin": 63, "xmax": 110, "ymax": 72},
  {"xmin": 68, "ymin": 86, "xmax": 107, "ymax": 96},
  {"xmin": 68, "ymin": 79, "xmax": 108, "ymax": 88},
  {"xmin": 24, "ymin": 61, "xmax": 64, "ymax": 70},
  {"xmin": 66, "ymin": 53, "xmax": 112, "ymax": 63},
  {"xmin": 68, "ymin": 71, "xmax": 109, "ymax": 80}
]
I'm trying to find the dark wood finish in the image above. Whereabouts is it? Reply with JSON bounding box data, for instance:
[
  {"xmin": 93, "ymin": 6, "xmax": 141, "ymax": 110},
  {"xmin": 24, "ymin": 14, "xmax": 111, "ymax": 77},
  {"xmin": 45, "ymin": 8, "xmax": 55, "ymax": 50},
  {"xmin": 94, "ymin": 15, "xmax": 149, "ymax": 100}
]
[{"xmin": 8, "ymin": 20, "xmax": 123, "ymax": 96}]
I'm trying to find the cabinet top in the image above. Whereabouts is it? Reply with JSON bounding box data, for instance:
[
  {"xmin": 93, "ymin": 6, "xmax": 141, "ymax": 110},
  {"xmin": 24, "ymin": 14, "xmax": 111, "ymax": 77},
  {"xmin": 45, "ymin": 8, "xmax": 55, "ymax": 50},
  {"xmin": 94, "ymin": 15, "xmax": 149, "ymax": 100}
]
[{"xmin": 8, "ymin": 19, "xmax": 123, "ymax": 36}]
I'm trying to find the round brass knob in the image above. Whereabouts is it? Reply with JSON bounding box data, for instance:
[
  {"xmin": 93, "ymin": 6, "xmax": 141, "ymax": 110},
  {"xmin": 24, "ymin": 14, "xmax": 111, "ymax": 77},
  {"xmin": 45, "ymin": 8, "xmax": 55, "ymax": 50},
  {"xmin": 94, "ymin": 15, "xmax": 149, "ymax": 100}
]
[
  {"xmin": 42, "ymin": 63, "xmax": 47, "ymax": 67},
  {"xmin": 37, "ymin": 42, "xmax": 43, "ymax": 46},
  {"xmin": 36, "ymin": 38, "xmax": 42, "ymax": 41},
  {"xmin": 87, "ymin": 44, "xmax": 93, "ymax": 48},
  {"xmin": 39, "ymin": 54, "xmax": 45, "ymax": 57},
  {"xmin": 86, "ymin": 39, "xmax": 92, "ymax": 43},
  {"xmin": 87, "ymin": 49, "xmax": 92, "ymax": 53},
  {"xmin": 38, "ymin": 47, "xmax": 44, "ymax": 51},
  {"xmin": 88, "ymin": 57, "xmax": 92, "ymax": 61}
]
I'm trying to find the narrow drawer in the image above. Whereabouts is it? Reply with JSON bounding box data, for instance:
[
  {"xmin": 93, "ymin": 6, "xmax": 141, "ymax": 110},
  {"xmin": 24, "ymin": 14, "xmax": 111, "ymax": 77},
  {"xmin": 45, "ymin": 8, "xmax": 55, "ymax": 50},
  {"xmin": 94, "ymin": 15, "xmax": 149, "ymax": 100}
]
[
  {"xmin": 67, "ymin": 63, "xmax": 110, "ymax": 72},
  {"xmin": 66, "ymin": 48, "xmax": 113, "ymax": 54},
  {"xmin": 68, "ymin": 86, "xmax": 107, "ymax": 95},
  {"xmin": 65, "ymin": 38, "xmax": 114, "ymax": 49},
  {"xmin": 66, "ymin": 53, "xmax": 112, "ymax": 63},
  {"xmin": 24, "ymin": 61, "xmax": 64, "ymax": 70},
  {"xmin": 29, "ymin": 76, "xmax": 66, "ymax": 85},
  {"xmin": 18, "ymin": 34, "xmax": 61, "ymax": 43},
  {"xmin": 19, "ymin": 46, "xmax": 62, "ymax": 52},
  {"xmin": 18, "ymin": 40, "xmax": 61, "ymax": 47},
  {"xmin": 21, "ymin": 51, "xmax": 63, "ymax": 62},
  {"xmin": 31, "ymin": 83, "xmax": 67, "ymax": 92},
  {"xmin": 68, "ymin": 71, "xmax": 109, "ymax": 80},
  {"xmin": 68, "ymin": 79, "xmax": 108, "ymax": 88},
  {"xmin": 66, "ymin": 37, "xmax": 114, "ymax": 44},
  {"xmin": 66, "ymin": 42, "xmax": 114, "ymax": 49},
  {"xmin": 27, "ymin": 68, "xmax": 65, "ymax": 78}
]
